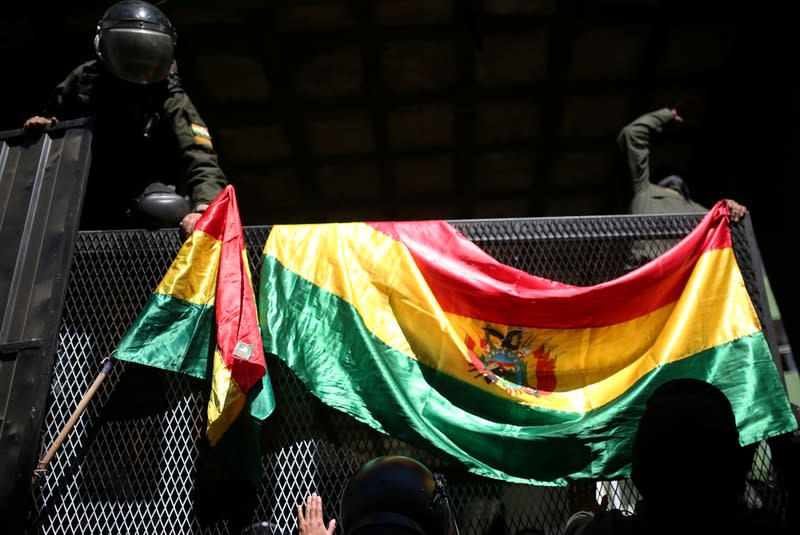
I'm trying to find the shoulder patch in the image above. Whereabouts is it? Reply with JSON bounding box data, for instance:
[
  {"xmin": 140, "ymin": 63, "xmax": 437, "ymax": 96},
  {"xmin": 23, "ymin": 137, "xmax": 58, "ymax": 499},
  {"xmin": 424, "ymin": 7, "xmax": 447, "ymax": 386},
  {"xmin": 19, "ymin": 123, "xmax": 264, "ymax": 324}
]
[
  {"xmin": 191, "ymin": 123, "xmax": 213, "ymax": 147},
  {"xmin": 191, "ymin": 123, "xmax": 211, "ymax": 138}
]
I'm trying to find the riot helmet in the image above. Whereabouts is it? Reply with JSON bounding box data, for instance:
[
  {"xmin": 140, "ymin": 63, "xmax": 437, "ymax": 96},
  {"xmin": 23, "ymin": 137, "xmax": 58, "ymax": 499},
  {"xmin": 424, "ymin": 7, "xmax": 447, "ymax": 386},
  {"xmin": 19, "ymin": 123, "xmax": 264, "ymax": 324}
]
[
  {"xmin": 339, "ymin": 456, "xmax": 459, "ymax": 535},
  {"xmin": 127, "ymin": 182, "xmax": 191, "ymax": 229},
  {"xmin": 94, "ymin": 1, "xmax": 176, "ymax": 84}
]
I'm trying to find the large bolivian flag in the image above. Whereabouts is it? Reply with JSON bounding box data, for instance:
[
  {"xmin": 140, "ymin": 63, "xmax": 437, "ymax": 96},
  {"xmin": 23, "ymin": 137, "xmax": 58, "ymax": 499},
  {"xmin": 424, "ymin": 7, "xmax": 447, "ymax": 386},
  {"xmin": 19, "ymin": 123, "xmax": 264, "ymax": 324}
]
[
  {"xmin": 259, "ymin": 201, "xmax": 796, "ymax": 485},
  {"xmin": 115, "ymin": 185, "xmax": 274, "ymax": 462}
]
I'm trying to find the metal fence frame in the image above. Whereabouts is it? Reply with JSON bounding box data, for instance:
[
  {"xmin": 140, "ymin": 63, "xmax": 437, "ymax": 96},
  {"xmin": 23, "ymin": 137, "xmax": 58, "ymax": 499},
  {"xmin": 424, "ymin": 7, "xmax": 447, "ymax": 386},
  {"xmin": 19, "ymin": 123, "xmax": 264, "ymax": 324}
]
[{"xmin": 22, "ymin": 214, "xmax": 790, "ymax": 535}]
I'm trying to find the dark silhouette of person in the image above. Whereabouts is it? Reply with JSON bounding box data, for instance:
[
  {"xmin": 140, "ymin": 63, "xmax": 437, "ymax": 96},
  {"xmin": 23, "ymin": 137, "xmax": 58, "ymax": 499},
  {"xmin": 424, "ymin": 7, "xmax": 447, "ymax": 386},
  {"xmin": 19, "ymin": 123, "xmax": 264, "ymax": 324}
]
[
  {"xmin": 296, "ymin": 455, "xmax": 460, "ymax": 535},
  {"xmin": 565, "ymin": 378, "xmax": 784, "ymax": 534}
]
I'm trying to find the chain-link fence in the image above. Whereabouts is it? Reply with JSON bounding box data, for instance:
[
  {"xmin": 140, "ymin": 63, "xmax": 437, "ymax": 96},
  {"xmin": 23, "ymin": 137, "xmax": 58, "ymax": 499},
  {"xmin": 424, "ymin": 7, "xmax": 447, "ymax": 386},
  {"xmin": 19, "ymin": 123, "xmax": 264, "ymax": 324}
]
[{"xmin": 27, "ymin": 215, "xmax": 789, "ymax": 535}]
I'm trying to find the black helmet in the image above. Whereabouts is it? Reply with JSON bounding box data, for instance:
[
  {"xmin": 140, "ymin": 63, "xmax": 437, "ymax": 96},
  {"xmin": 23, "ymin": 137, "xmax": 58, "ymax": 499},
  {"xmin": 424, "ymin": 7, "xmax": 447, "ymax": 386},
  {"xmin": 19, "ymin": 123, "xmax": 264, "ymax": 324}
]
[
  {"xmin": 94, "ymin": 1, "xmax": 176, "ymax": 84},
  {"xmin": 339, "ymin": 456, "xmax": 456, "ymax": 535},
  {"xmin": 127, "ymin": 182, "xmax": 191, "ymax": 229}
]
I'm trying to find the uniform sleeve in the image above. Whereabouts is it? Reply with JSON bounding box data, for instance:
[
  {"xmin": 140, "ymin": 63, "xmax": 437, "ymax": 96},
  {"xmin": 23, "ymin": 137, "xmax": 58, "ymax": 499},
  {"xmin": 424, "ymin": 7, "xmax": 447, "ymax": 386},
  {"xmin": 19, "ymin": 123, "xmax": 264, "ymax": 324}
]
[
  {"xmin": 163, "ymin": 91, "xmax": 228, "ymax": 211},
  {"xmin": 43, "ymin": 66, "xmax": 83, "ymax": 119},
  {"xmin": 616, "ymin": 108, "xmax": 675, "ymax": 196}
]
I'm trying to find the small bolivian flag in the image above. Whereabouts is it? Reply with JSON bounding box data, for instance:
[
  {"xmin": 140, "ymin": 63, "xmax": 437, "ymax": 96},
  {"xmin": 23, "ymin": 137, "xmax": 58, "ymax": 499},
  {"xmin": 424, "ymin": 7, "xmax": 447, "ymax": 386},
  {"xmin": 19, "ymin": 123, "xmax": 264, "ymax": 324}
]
[
  {"xmin": 259, "ymin": 201, "xmax": 796, "ymax": 485},
  {"xmin": 191, "ymin": 123, "xmax": 213, "ymax": 147},
  {"xmin": 116, "ymin": 185, "xmax": 274, "ymax": 483}
]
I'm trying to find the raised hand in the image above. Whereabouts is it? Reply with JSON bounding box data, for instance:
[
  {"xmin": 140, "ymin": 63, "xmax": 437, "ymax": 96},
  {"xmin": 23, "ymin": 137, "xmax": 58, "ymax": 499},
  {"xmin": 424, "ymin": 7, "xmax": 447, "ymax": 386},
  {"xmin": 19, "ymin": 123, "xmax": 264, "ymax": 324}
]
[{"xmin": 297, "ymin": 492, "xmax": 336, "ymax": 535}]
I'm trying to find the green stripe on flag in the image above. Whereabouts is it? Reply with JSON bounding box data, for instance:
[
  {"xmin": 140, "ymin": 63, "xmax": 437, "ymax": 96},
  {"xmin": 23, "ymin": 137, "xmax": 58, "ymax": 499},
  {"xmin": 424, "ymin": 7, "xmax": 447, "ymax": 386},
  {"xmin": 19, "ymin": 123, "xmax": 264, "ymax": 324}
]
[
  {"xmin": 115, "ymin": 292, "xmax": 215, "ymax": 379},
  {"xmin": 260, "ymin": 256, "xmax": 796, "ymax": 485}
]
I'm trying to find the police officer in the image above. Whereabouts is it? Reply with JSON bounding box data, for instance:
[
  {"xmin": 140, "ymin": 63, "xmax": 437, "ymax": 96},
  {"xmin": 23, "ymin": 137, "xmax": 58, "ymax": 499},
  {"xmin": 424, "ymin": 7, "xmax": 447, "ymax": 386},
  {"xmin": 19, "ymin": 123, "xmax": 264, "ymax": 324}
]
[
  {"xmin": 616, "ymin": 105, "xmax": 747, "ymax": 222},
  {"xmin": 339, "ymin": 455, "xmax": 459, "ymax": 535},
  {"xmin": 24, "ymin": 0, "xmax": 227, "ymax": 237},
  {"xmin": 296, "ymin": 455, "xmax": 460, "ymax": 535}
]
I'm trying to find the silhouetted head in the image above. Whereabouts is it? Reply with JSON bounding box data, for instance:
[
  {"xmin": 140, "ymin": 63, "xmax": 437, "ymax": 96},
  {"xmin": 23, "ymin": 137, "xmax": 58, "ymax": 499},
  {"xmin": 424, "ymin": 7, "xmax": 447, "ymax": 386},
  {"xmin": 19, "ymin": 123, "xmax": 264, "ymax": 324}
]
[
  {"xmin": 657, "ymin": 174, "xmax": 692, "ymax": 201},
  {"xmin": 631, "ymin": 379, "xmax": 748, "ymax": 511},
  {"xmin": 339, "ymin": 456, "xmax": 456, "ymax": 535}
]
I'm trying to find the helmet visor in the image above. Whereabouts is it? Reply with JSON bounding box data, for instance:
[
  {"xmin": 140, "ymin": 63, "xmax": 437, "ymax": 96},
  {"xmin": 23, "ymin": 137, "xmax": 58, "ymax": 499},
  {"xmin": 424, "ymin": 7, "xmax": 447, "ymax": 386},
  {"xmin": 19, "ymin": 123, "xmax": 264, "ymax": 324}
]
[{"xmin": 98, "ymin": 27, "xmax": 174, "ymax": 84}]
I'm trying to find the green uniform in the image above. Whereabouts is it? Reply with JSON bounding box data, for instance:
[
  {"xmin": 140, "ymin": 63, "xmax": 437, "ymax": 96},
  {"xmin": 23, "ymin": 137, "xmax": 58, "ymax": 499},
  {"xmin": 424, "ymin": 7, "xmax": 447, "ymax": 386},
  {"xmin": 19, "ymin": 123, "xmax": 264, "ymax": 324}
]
[
  {"xmin": 43, "ymin": 59, "xmax": 227, "ymax": 229},
  {"xmin": 617, "ymin": 108, "xmax": 706, "ymax": 215}
]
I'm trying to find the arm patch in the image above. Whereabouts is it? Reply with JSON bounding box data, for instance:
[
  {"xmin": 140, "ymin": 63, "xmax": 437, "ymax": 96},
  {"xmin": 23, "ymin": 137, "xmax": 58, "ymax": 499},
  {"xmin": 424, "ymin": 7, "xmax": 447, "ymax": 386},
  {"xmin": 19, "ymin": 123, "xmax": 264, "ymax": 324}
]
[{"xmin": 191, "ymin": 123, "xmax": 213, "ymax": 148}]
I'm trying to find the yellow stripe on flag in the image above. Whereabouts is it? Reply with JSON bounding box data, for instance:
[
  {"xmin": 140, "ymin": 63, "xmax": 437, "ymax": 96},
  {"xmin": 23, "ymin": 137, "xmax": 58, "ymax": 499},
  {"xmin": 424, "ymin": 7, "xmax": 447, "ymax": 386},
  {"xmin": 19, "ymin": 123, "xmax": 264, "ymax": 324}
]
[
  {"xmin": 155, "ymin": 231, "xmax": 221, "ymax": 305},
  {"xmin": 265, "ymin": 223, "xmax": 427, "ymax": 356},
  {"xmin": 207, "ymin": 348, "xmax": 246, "ymax": 446},
  {"xmin": 442, "ymin": 247, "xmax": 760, "ymax": 411}
]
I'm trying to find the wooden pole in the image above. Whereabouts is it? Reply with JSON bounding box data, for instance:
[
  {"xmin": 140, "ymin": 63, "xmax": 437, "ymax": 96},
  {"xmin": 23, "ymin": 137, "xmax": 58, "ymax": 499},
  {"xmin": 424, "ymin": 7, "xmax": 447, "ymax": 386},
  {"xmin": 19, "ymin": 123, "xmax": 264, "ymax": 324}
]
[{"xmin": 31, "ymin": 357, "xmax": 115, "ymax": 486}]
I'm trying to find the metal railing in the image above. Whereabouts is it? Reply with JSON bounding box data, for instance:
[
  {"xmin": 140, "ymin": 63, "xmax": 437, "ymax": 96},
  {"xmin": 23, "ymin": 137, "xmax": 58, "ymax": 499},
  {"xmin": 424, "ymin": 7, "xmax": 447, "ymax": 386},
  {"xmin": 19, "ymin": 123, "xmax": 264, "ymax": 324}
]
[{"xmin": 26, "ymin": 214, "xmax": 789, "ymax": 535}]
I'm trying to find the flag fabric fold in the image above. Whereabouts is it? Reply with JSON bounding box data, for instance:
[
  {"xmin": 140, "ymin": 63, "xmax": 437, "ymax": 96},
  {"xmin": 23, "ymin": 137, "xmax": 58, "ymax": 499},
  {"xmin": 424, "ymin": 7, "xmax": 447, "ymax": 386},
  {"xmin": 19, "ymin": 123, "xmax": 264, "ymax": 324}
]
[
  {"xmin": 115, "ymin": 185, "xmax": 274, "ymax": 453},
  {"xmin": 259, "ymin": 200, "xmax": 796, "ymax": 485}
]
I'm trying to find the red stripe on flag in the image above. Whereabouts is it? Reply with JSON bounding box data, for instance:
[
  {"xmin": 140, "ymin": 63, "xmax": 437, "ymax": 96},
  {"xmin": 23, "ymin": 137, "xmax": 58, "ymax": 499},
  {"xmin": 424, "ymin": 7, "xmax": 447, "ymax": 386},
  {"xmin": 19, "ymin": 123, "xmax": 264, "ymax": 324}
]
[
  {"xmin": 210, "ymin": 186, "xmax": 266, "ymax": 393},
  {"xmin": 369, "ymin": 201, "xmax": 733, "ymax": 329},
  {"xmin": 194, "ymin": 191, "xmax": 229, "ymax": 240}
]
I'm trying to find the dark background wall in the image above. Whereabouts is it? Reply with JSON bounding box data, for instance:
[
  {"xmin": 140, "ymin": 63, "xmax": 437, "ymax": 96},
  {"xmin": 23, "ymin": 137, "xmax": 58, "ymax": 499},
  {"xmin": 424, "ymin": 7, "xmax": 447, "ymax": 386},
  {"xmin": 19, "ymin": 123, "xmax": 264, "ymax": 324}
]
[{"xmin": 2, "ymin": 0, "xmax": 797, "ymax": 358}]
